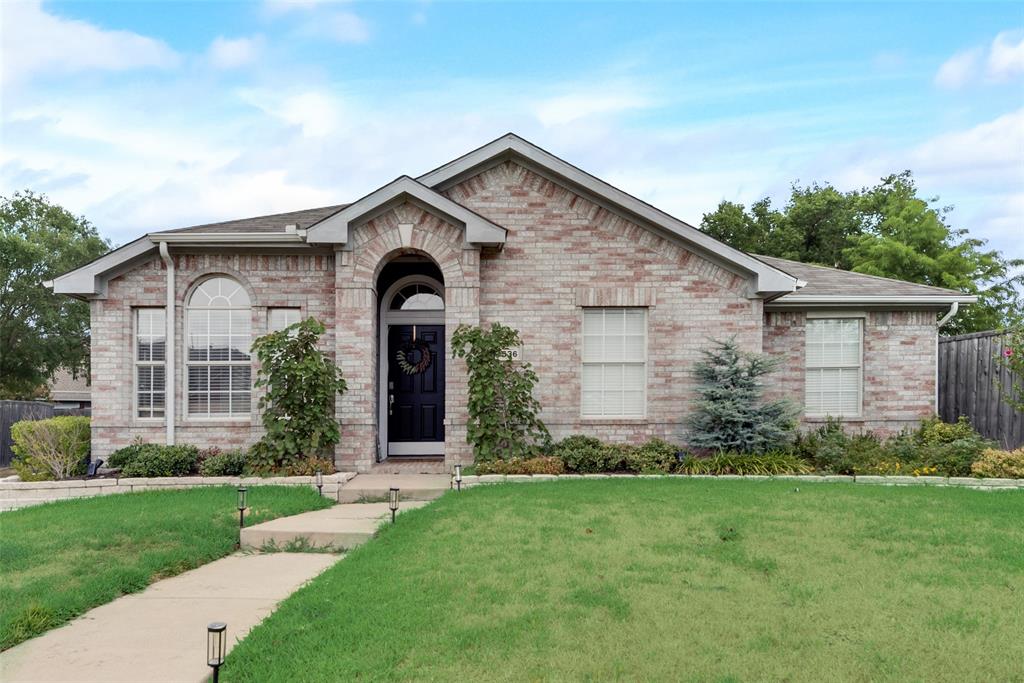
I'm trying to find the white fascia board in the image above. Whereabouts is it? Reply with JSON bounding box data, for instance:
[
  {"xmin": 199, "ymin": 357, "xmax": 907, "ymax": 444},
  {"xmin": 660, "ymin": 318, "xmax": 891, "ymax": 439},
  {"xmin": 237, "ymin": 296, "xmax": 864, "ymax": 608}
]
[
  {"xmin": 150, "ymin": 232, "xmax": 306, "ymax": 244},
  {"xmin": 306, "ymin": 176, "xmax": 507, "ymax": 246},
  {"xmin": 49, "ymin": 236, "xmax": 157, "ymax": 297},
  {"xmin": 417, "ymin": 134, "xmax": 800, "ymax": 295},
  {"xmin": 766, "ymin": 294, "xmax": 977, "ymax": 308}
]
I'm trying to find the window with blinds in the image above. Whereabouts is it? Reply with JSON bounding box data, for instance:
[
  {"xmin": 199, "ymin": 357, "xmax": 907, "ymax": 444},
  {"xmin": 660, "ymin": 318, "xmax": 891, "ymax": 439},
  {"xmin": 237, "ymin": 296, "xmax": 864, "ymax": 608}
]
[
  {"xmin": 582, "ymin": 308, "xmax": 647, "ymax": 418},
  {"xmin": 268, "ymin": 307, "xmax": 301, "ymax": 332},
  {"xmin": 135, "ymin": 308, "xmax": 166, "ymax": 418},
  {"xmin": 805, "ymin": 318, "xmax": 863, "ymax": 417},
  {"xmin": 186, "ymin": 277, "xmax": 251, "ymax": 418}
]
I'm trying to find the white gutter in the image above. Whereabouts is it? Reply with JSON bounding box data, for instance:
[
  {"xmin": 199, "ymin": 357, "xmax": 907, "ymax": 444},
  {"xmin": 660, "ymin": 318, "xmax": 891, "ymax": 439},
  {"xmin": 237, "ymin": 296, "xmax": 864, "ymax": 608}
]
[
  {"xmin": 151, "ymin": 232, "xmax": 305, "ymax": 244},
  {"xmin": 767, "ymin": 294, "xmax": 977, "ymax": 307},
  {"xmin": 159, "ymin": 242, "xmax": 175, "ymax": 446}
]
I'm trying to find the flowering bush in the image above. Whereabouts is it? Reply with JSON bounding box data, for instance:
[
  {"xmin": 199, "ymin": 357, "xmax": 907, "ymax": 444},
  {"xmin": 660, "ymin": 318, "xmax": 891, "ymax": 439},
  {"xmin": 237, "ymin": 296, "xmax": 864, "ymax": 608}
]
[
  {"xmin": 971, "ymin": 448, "xmax": 1024, "ymax": 478},
  {"xmin": 994, "ymin": 328, "xmax": 1024, "ymax": 412}
]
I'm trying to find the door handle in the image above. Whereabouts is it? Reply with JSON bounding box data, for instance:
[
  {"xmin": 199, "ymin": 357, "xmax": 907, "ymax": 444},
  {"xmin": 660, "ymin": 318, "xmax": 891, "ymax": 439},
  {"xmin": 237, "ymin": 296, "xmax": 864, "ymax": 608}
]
[{"xmin": 388, "ymin": 393, "xmax": 394, "ymax": 416}]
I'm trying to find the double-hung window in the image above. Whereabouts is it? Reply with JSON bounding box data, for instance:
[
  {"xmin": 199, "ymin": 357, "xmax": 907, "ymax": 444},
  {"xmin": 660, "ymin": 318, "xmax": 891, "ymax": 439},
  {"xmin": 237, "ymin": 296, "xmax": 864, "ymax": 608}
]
[
  {"xmin": 187, "ymin": 277, "xmax": 252, "ymax": 417},
  {"xmin": 582, "ymin": 308, "xmax": 647, "ymax": 418},
  {"xmin": 135, "ymin": 308, "xmax": 166, "ymax": 418},
  {"xmin": 805, "ymin": 317, "xmax": 863, "ymax": 417}
]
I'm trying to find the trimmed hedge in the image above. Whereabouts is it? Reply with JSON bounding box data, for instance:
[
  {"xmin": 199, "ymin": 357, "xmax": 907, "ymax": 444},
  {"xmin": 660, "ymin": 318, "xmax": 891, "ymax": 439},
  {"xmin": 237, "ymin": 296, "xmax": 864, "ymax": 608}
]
[{"xmin": 107, "ymin": 444, "xmax": 199, "ymax": 478}]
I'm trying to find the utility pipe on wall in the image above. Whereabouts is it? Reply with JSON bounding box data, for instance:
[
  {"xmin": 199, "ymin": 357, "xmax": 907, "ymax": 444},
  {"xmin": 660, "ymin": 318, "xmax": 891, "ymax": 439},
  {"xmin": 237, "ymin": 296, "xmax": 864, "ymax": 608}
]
[{"xmin": 159, "ymin": 242, "xmax": 175, "ymax": 446}]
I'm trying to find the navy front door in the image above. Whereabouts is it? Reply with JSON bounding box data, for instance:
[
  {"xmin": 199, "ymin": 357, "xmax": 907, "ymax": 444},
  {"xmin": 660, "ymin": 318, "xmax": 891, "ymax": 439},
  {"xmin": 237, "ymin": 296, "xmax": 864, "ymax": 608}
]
[{"xmin": 387, "ymin": 325, "xmax": 445, "ymax": 452}]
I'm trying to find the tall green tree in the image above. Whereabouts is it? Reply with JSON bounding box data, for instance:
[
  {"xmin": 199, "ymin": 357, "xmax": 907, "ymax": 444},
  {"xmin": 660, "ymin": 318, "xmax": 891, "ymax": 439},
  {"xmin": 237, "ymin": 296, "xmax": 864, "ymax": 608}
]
[
  {"xmin": 0, "ymin": 191, "xmax": 110, "ymax": 398},
  {"xmin": 701, "ymin": 172, "xmax": 1023, "ymax": 335}
]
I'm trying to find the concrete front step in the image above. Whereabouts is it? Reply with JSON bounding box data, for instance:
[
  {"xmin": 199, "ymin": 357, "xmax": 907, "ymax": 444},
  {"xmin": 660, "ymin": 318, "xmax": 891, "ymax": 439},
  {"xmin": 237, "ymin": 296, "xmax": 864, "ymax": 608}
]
[
  {"xmin": 239, "ymin": 501, "xmax": 429, "ymax": 551},
  {"xmin": 337, "ymin": 474, "xmax": 451, "ymax": 504}
]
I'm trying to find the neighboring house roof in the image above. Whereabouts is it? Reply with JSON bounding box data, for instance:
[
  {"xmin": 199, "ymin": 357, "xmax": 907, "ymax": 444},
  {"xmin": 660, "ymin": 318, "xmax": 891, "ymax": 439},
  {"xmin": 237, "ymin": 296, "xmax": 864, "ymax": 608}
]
[
  {"xmin": 48, "ymin": 368, "xmax": 91, "ymax": 403},
  {"xmin": 759, "ymin": 255, "xmax": 976, "ymax": 308}
]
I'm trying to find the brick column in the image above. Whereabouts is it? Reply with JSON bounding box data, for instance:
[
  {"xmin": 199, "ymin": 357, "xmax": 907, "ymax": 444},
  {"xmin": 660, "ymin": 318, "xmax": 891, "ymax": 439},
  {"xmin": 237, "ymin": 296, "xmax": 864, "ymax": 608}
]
[
  {"xmin": 444, "ymin": 247, "xmax": 482, "ymax": 467},
  {"xmin": 334, "ymin": 249, "xmax": 377, "ymax": 471}
]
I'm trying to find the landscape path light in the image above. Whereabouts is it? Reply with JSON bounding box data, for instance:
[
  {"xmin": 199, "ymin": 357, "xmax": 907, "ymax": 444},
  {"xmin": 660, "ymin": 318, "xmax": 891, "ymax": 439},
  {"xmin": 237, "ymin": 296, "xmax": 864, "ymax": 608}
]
[
  {"xmin": 389, "ymin": 487, "xmax": 400, "ymax": 523},
  {"xmin": 454, "ymin": 464, "xmax": 463, "ymax": 492},
  {"xmin": 237, "ymin": 487, "xmax": 247, "ymax": 547},
  {"xmin": 316, "ymin": 470, "xmax": 323, "ymax": 497},
  {"xmin": 207, "ymin": 622, "xmax": 226, "ymax": 683}
]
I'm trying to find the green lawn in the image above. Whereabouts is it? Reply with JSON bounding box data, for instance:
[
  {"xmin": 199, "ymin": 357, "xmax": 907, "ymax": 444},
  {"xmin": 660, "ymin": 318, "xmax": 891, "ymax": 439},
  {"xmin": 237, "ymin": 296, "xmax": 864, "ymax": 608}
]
[
  {"xmin": 0, "ymin": 486, "xmax": 331, "ymax": 650},
  {"xmin": 223, "ymin": 480, "xmax": 1024, "ymax": 682}
]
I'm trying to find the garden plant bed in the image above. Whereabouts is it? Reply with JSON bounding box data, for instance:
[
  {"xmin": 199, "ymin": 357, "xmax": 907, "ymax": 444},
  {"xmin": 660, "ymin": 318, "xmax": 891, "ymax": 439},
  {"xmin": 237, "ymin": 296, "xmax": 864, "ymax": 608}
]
[
  {"xmin": 458, "ymin": 472, "xmax": 1024, "ymax": 490},
  {"xmin": 0, "ymin": 486, "xmax": 332, "ymax": 650},
  {"xmin": 222, "ymin": 479, "xmax": 1024, "ymax": 682}
]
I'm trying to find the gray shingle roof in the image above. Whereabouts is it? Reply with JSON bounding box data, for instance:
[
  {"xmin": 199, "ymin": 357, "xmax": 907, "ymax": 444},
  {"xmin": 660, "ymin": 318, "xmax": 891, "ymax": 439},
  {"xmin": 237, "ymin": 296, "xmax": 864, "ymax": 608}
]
[
  {"xmin": 161, "ymin": 204, "xmax": 349, "ymax": 234},
  {"xmin": 756, "ymin": 255, "xmax": 969, "ymax": 298}
]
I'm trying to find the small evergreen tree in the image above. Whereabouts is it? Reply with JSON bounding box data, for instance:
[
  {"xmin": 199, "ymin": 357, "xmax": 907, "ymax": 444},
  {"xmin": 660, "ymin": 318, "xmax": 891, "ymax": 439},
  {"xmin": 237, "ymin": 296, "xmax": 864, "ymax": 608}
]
[
  {"xmin": 687, "ymin": 338, "xmax": 798, "ymax": 453},
  {"xmin": 250, "ymin": 318, "xmax": 347, "ymax": 472}
]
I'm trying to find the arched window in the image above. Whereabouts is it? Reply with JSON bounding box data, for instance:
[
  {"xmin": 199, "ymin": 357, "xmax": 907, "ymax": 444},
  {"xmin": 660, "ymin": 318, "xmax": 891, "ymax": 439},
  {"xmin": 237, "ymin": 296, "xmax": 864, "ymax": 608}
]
[
  {"xmin": 389, "ymin": 282, "xmax": 444, "ymax": 311},
  {"xmin": 186, "ymin": 277, "xmax": 251, "ymax": 417}
]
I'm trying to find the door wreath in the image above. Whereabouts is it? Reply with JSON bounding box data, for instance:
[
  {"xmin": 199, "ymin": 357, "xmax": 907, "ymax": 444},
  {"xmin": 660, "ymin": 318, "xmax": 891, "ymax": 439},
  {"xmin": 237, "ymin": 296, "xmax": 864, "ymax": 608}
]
[{"xmin": 396, "ymin": 340, "xmax": 432, "ymax": 375}]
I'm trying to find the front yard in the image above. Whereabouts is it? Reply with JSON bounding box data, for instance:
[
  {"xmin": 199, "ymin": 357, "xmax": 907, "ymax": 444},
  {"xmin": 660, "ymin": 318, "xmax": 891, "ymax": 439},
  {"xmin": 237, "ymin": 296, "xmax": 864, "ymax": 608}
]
[
  {"xmin": 223, "ymin": 480, "xmax": 1024, "ymax": 682},
  {"xmin": 0, "ymin": 486, "xmax": 331, "ymax": 650}
]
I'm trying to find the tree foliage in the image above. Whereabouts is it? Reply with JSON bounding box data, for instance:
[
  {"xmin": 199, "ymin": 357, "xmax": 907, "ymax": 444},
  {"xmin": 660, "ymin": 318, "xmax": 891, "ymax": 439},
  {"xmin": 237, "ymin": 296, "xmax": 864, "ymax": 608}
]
[
  {"xmin": 686, "ymin": 338, "xmax": 798, "ymax": 454},
  {"xmin": 700, "ymin": 172, "xmax": 1023, "ymax": 335},
  {"xmin": 451, "ymin": 322, "xmax": 550, "ymax": 462},
  {"xmin": 250, "ymin": 318, "xmax": 347, "ymax": 472},
  {"xmin": 994, "ymin": 328, "xmax": 1024, "ymax": 412},
  {"xmin": 0, "ymin": 191, "xmax": 110, "ymax": 398}
]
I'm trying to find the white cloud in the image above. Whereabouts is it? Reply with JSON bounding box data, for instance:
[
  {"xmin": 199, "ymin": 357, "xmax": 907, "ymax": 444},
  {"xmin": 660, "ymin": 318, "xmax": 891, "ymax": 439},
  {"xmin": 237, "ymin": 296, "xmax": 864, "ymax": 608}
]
[
  {"xmin": 0, "ymin": 0, "xmax": 179, "ymax": 84},
  {"xmin": 934, "ymin": 29, "xmax": 1024, "ymax": 89},
  {"xmin": 987, "ymin": 30, "xmax": 1024, "ymax": 82},
  {"xmin": 535, "ymin": 91, "xmax": 652, "ymax": 127},
  {"xmin": 238, "ymin": 89, "xmax": 346, "ymax": 137},
  {"xmin": 934, "ymin": 48, "xmax": 982, "ymax": 89},
  {"xmin": 308, "ymin": 11, "xmax": 371, "ymax": 43},
  {"xmin": 262, "ymin": 0, "xmax": 342, "ymax": 16},
  {"xmin": 207, "ymin": 35, "xmax": 264, "ymax": 70}
]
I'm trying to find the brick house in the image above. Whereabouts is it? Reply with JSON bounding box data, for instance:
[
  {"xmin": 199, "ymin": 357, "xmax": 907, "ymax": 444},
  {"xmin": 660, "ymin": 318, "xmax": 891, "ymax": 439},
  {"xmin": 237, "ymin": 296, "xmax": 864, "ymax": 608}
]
[{"xmin": 50, "ymin": 134, "xmax": 975, "ymax": 472}]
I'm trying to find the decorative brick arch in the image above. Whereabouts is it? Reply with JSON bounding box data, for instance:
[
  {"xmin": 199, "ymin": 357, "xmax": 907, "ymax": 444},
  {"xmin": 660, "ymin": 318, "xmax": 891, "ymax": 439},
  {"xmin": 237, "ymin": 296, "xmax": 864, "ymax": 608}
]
[{"xmin": 332, "ymin": 202, "xmax": 481, "ymax": 472}]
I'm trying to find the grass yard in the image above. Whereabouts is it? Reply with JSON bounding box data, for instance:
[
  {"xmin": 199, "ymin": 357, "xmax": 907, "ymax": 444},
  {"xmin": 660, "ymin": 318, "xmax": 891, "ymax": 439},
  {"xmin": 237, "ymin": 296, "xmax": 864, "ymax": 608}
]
[
  {"xmin": 0, "ymin": 486, "xmax": 331, "ymax": 650},
  {"xmin": 223, "ymin": 480, "xmax": 1024, "ymax": 682}
]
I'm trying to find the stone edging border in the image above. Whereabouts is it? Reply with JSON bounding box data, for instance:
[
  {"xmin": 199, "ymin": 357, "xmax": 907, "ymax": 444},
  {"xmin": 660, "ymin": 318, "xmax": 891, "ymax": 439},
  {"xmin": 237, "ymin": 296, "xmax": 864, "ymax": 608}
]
[
  {"xmin": 0, "ymin": 473, "xmax": 357, "ymax": 512},
  {"xmin": 455, "ymin": 473, "xmax": 1024, "ymax": 491}
]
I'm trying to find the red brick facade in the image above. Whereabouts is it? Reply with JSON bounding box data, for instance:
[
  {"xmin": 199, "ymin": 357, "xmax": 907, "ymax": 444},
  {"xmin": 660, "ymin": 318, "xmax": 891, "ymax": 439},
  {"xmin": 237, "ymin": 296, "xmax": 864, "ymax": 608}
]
[{"xmin": 89, "ymin": 161, "xmax": 939, "ymax": 469}]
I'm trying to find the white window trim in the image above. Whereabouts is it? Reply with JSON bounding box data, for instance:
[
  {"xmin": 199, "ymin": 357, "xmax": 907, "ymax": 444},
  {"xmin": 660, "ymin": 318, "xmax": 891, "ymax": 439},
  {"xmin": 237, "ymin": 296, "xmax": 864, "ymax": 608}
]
[
  {"xmin": 804, "ymin": 316, "xmax": 864, "ymax": 419},
  {"xmin": 579, "ymin": 307, "xmax": 648, "ymax": 420},
  {"xmin": 134, "ymin": 307, "xmax": 166, "ymax": 422},
  {"xmin": 184, "ymin": 277, "xmax": 253, "ymax": 421}
]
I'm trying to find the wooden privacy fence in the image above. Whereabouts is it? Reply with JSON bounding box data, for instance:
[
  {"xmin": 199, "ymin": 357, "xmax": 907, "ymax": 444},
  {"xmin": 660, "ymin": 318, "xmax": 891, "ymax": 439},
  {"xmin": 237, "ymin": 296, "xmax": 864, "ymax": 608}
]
[
  {"xmin": 0, "ymin": 400, "xmax": 91, "ymax": 468},
  {"xmin": 938, "ymin": 331, "xmax": 1023, "ymax": 450}
]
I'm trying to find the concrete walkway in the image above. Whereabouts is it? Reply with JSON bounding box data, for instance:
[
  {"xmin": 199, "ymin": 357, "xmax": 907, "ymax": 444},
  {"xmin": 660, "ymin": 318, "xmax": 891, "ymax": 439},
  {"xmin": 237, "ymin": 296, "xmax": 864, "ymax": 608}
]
[
  {"xmin": 240, "ymin": 500, "xmax": 430, "ymax": 550},
  {"xmin": 0, "ymin": 552, "xmax": 339, "ymax": 683}
]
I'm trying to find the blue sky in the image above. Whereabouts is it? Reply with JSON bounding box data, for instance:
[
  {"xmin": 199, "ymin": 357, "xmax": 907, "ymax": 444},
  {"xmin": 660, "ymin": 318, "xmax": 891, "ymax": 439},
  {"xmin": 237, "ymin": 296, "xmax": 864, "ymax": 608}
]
[{"xmin": 1, "ymin": 1, "xmax": 1021, "ymax": 258}]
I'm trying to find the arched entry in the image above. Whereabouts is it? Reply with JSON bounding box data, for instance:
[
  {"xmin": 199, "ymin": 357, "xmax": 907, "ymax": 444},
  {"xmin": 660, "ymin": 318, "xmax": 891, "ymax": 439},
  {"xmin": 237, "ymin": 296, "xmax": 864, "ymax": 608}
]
[{"xmin": 377, "ymin": 261, "xmax": 445, "ymax": 460}]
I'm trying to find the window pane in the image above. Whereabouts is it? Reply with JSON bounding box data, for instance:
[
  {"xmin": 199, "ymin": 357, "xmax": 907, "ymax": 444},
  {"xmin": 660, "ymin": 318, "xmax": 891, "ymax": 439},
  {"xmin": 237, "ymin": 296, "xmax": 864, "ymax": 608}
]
[
  {"xmin": 231, "ymin": 366, "xmax": 251, "ymax": 391},
  {"xmin": 232, "ymin": 392, "xmax": 251, "ymax": 414},
  {"xmin": 210, "ymin": 366, "xmax": 231, "ymax": 392},
  {"xmin": 622, "ymin": 391, "xmax": 644, "ymax": 416},
  {"xmin": 188, "ymin": 366, "xmax": 209, "ymax": 392},
  {"xmin": 583, "ymin": 309, "xmax": 603, "ymax": 335},
  {"xmin": 582, "ymin": 335, "xmax": 603, "ymax": 363},
  {"xmin": 209, "ymin": 393, "xmax": 230, "ymax": 414},
  {"xmin": 604, "ymin": 310, "xmax": 624, "ymax": 334},
  {"xmin": 189, "ymin": 393, "xmax": 208, "ymax": 414}
]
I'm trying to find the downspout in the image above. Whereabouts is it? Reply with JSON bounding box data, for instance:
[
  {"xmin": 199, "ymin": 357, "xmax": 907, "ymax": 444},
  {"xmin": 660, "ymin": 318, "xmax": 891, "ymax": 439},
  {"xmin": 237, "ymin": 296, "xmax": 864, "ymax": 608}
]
[
  {"xmin": 159, "ymin": 242, "xmax": 175, "ymax": 446},
  {"xmin": 934, "ymin": 302, "xmax": 959, "ymax": 415}
]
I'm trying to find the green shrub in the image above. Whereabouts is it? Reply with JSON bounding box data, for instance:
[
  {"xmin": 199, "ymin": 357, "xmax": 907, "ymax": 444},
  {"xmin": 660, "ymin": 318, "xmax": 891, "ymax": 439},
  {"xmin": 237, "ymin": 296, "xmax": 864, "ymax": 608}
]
[
  {"xmin": 678, "ymin": 452, "xmax": 813, "ymax": 476},
  {"xmin": 10, "ymin": 416, "xmax": 90, "ymax": 481},
  {"xmin": 250, "ymin": 456, "xmax": 336, "ymax": 477},
  {"xmin": 475, "ymin": 456, "xmax": 566, "ymax": 475},
  {"xmin": 791, "ymin": 420, "xmax": 885, "ymax": 475},
  {"xmin": 625, "ymin": 438, "xmax": 680, "ymax": 474},
  {"xmin": 971, "ymin": 448, "xmax": 1024, "ymax": 478},
  {"xmin": 250, "ymin": 318, "xmax": 347, "ymax": 472},
  {"xmin": 918, "ymin": 416, "xmax": 978, "ymax": 446},
  {"xmin": 451, "ymin": 322, "xmax": 550, "ymax": 462},
  {"xmin": 882, "ymin": 416, "xmax": 993, "ymax": 477},
  {"xmin": 198, "ymin": 449, "xmax": 249, "ymax": 477},
  {"xmin": 551, "ymin": 435, "xmax": 631, "ymax": 473},
  {"xmin": 108, "ymin": 444, "xmax": 199, "ymax": 477}
]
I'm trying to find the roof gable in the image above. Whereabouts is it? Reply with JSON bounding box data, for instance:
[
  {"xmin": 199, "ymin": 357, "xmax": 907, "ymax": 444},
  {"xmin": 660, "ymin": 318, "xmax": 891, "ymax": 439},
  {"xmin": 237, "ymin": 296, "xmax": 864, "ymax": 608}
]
[
  {"xmin": 418, "ymin": 133, "xmax": 801, "ymax": 295},
  {"xmin": 305, "ymin": 176, "xmax": 507, "ymax": 247}
]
